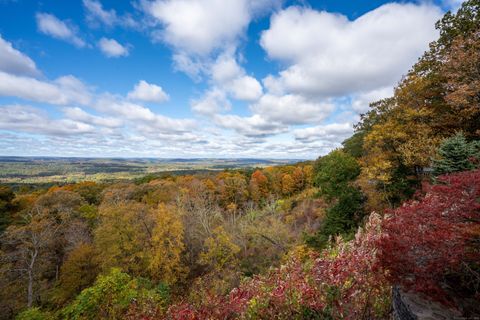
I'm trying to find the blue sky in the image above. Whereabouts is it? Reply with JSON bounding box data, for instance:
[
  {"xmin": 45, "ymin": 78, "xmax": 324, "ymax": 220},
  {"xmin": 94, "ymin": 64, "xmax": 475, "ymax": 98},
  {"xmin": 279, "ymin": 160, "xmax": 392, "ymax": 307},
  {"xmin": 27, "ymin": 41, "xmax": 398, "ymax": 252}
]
[{"xmin": 0, "ymin": 0, "xmax": 460, "ymax": 158}]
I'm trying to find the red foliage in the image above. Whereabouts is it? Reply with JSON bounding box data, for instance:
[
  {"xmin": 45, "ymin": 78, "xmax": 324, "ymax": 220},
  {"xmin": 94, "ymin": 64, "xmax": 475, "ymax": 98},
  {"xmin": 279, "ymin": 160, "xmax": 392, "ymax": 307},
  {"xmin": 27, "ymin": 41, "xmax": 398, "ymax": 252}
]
[
  {"xmin": 160, "ymin": 170, "xmax": 480, "ymax": 318},
  {"xmin": 312, "ymin": 213, "xmax": 390, "ymax": 319},
  {"xmin": 378, "ymin": 169, "xmax": 480, "ymax": 304},
  {"xmin": 164, "ymin": 214, "xmax": 390, "ymax": 319}
]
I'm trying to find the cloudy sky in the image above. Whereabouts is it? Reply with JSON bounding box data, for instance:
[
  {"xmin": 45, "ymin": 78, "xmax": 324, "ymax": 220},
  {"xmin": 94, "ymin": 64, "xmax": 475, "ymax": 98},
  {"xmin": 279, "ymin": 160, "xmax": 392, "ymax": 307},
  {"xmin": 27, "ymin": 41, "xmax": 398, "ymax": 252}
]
[{"xmin": 0, "ymin": 0, "xmax": 460, "ymax": 158}]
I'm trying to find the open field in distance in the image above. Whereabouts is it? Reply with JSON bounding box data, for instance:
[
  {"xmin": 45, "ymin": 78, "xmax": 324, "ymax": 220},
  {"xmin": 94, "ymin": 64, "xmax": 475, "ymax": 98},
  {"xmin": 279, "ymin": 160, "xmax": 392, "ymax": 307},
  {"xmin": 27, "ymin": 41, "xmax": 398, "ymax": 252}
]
[{"xmin": 0, "ymin": 157, "xmax": 302, "ymax": 184}]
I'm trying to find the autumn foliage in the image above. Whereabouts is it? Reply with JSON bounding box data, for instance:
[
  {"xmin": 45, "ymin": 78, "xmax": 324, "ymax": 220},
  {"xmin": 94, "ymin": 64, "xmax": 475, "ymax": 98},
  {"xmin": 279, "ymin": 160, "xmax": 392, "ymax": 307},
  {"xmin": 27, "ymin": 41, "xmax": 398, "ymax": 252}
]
[
  {"xmin": 164, "ymin": 213, "xmax": 390, "ymax": 320},
  {"xmin": 378, "ymin": 169, "xmax": 480, "ymax": 304}
]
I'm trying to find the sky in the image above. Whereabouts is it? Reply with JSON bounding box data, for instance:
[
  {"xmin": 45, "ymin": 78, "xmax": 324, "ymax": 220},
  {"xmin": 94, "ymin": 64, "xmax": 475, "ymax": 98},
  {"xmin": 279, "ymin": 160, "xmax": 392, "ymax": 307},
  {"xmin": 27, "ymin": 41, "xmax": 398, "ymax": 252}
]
[{"xmin": 0, "ymin": 0, "xmax": 462, "ymax": 159}]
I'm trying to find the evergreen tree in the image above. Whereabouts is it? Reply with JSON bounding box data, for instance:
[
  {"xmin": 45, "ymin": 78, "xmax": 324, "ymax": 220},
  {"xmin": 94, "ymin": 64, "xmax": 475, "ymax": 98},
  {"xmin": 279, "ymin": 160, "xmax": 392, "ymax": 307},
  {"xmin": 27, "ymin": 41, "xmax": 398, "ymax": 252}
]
[{"xmin": 433, "ymin": 132, "xmax": 480, "ymax": 175}]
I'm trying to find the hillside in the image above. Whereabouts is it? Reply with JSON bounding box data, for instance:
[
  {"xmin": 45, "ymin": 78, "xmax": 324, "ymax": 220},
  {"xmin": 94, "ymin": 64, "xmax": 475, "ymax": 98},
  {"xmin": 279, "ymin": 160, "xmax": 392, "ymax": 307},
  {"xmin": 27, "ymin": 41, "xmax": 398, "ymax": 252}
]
[
  {"xmin": 0, "ymin": 157, "xmax": 299, "ymax": 184},
  {"xmin": 1, "ymin": 1, "xmax": 480, "ymax": 319}
]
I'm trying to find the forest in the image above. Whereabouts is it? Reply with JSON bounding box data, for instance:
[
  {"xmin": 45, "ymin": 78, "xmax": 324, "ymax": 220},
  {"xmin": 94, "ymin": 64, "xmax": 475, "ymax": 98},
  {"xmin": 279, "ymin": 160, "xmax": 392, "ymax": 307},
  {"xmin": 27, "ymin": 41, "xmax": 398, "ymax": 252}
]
[{"xmin": 1, "ymin": 0, "xmax": 480, "ymax": 319}]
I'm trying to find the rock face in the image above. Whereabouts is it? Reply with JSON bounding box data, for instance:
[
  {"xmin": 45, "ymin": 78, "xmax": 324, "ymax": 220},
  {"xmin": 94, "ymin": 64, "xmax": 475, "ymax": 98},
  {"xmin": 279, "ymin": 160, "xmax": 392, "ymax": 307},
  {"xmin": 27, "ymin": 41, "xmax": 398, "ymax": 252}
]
[{"xmin": 392, "ymin": 286, "xmax": 461, "ymax": 320}]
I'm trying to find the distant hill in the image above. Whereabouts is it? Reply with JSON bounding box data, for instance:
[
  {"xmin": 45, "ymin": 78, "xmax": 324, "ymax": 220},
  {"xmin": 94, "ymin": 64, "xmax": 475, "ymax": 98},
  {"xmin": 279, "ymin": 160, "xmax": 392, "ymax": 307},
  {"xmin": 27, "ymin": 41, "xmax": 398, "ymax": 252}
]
[{"xmin": 0, "ymin": 157, "xmax": 306, "ymax": 184}]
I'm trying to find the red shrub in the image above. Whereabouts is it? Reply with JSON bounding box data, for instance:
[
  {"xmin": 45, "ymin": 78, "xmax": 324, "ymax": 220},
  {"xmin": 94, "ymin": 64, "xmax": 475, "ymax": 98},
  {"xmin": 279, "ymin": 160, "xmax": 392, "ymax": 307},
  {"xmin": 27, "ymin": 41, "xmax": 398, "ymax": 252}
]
[{"xmin": 378, "ymin": 170, "xmax": 480, "ymax": 304}]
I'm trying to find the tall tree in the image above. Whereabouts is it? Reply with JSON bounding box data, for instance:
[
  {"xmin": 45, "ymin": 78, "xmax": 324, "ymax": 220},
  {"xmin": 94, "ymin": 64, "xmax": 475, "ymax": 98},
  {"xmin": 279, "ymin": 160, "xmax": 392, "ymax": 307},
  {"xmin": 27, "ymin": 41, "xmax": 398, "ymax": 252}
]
[
  {"xmin": 94, "ymin": 201, "xmax": 154, "ymax": 277},
  {"xmin": 149, "ymin": 204, "xmax": 186, "ymax": 285},
  {"xmin": 1, "ymin": 207, "xmax": 57, "ymax": 308}
]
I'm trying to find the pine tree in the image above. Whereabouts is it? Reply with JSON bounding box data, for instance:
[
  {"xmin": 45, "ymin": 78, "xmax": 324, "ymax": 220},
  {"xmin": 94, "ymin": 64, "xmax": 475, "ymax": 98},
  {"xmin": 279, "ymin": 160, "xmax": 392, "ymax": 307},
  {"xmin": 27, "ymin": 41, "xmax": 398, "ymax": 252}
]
[{"xmin": 433, "ymin": 132, "xmax": 480, "ymax": 175}]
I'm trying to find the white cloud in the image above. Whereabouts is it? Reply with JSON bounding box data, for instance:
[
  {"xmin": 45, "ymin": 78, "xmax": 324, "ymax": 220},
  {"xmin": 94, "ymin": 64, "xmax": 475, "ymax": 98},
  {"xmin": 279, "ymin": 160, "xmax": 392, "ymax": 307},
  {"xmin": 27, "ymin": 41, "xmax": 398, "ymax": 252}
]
[
  {"xmin": 0, "ymin": 35, "xmax": 39, "ymax": 76},
  {"xmin": 260, "ymin": 3, "xmax": 442, "ymax": 97},
  {"xmin": 171, "ymin": 53, "xmax": 205, "ymax": 79},
  {"xmin": 98, "ymin": 38, "xmax": 130, "ymax": 57},
  {"xmin": 228, "ymin": 76, "xmax": 263, "ymax": 101},
  {"xmin": 213, "ymin": 114, "xmax": 286, "ymax": 137},
  {"xmin": 210, "ymin": 53, "xmax": 263, "ymax": 101},
  {"xmin": 191, "ymin": 88, "xmax": 230, "ymax": 115},
  {"xmin": 145, "ymin": 0, "xmax": 250, "ymax": 56},
  {"xmin": 54, "ymin": 75, "xmax": 93, "ymax": 105},
  {"xmin": 0, "ymin": 105, "xmax": 95, "ymax": 135},
  {"xmin": 211, "ymin": 53, "xmax": 243, "ymax": 82},
  {"xmin": 63, "ymin": 107, "xmax": 123, "ymax": 128},
  {"xmin": 94, "ymin": 95, "xmax": 196, "ymax": 134},
  {"xmin": 0, "ymin": 72, "xmax": 92, "ymax": 105},
  {"xmin": 251, "ymin": 93, "xmax": 334, "ymax": 125},
  {"xmin": 294, "ymin": 122, "xmax": 353, "ymax": 143},
  {"xmin": 83, "ymin": 0, "xmax": 117, "ymax": 27},
  {"xmin": 127, "ymin": 80, "xmax": 169, "ymax": 103},
  {"xmin": 83, "ymin": 0, "xmax": 139, "ymax": 29},
  {"xmin": 351, "ymin": 87, "xmax": 393, "ymax": 113},
  {"xmin": 36, "ymin": 13, "xmax": 86, "ymax": 48},
  {"xmin": 144, "ymin": 0, "xmax": 281, "ymax": 77}
]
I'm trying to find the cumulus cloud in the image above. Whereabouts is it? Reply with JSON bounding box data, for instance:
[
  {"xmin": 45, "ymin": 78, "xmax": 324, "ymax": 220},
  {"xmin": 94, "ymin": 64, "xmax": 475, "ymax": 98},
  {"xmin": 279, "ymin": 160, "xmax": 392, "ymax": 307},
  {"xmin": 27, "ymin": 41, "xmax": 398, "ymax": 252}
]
[
  {"xmin": 190, "ymin": 52, "xmax": 263, "ymax": 118},
  {"xmin": 0, "ymin": 72, "xmax": 92, "ymax": 105},
  {"xmin": 351, "ymin": 87, "xmax": 393, "ymax": 113},
  {"xmin": 36, "ymin": 13, "xmax": 86, "ymax": 48},
  {"xmin": 63, "ymin": 107, "xmax": 123, "ymax": 128},
  {"xmin": 98, "ymin": 38, "xmax": 130, "ymax": 57},
  {"xmin": 144, "ymin": 0, "xmax": 281, "ymax": 77},
  {"xmin": 83, "ymin": 0, "xmax": 139, "ymax": 29},
  {"xmin": 213, "ymin": 114, "xmax": 286, "ymax": 137},
  {"xmin": 191, "ymin": 88, "xmax": 230, "ymax": 115},
  {"xmin": 260, "ymin": 3, "xmax": 442, "ymax": 97},
  {"xmin": 251, "ymin": 94, "xmax": 334, "ymax": 125},
  {"xmin": 0, "ymin": 105, "xmax": 95, "ymax": 135},
  {"xmin": 94, "ymin": 95, "xmax": 196, "ymax": 134},
  {"xmin": 294, "ymin": 122, "xmax": 353, "ymax": 143},
  {"xmin": 145, "ymin": 0, "xmax": 250, "ymax": 56},
  {"xmin": 211, "ymin": 53, "xmax": 262, "ymax": 101},
  {"xmin": 228, "ymin": 76, "xmax": 263, "ymax": 101},
  {"xmin": 127, "ymin": 80, "xmax": 169, "ymax": 103},
  {"xmin": 0, "ymin": 35, "xmax": 39, "ymax": 76}
]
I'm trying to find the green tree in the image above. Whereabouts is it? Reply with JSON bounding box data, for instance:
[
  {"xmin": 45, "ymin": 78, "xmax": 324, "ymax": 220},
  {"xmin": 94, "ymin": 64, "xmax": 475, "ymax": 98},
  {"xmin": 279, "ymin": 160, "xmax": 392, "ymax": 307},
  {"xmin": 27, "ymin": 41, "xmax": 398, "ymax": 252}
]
[
  {"xmin": 342, "ymin": 132, "xmax": 365, "ymax": 158},
  {"xmin": 314, "ymin": 150, "xmax": 360, "ymax": 199},
  {"xmin": 433, "ymin": 132, "xmax": 480, "ymax": 175},
  {"xmin": 61, "ymin": 268, "xmax": 165, "ymax": 320},
  {"xmin": 308, "ymin": 150, "xmax": 364, "ymax": 249},
  {"xmin": 15, "ymin": 307, "xmax": 52, "ymax": 320}
]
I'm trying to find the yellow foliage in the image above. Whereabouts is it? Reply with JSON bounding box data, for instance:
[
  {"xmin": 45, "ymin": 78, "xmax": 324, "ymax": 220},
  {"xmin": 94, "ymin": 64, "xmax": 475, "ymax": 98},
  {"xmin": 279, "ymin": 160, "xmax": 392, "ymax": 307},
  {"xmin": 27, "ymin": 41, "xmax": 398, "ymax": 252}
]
[
  {"xmin": 54, "ymin": 243, "xmax": 99, "ymax": 304},
  {"xmin": 199, "ymin": 226, "xmax": 240, "ymax": 271},
  {"xmin": 94, "ymin": 202, "xmax": 152, "ymax": 276},
  {"xmin": 149, "ymin": 204, "xmax": 186, "ymax": 285}
]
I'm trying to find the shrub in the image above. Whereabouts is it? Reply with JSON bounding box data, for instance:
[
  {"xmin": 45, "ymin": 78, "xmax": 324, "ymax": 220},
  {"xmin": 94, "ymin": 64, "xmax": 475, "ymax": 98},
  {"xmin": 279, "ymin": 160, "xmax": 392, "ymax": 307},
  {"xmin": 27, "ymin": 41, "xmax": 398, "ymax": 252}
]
[{"xmin": 378, "ymin": 169, "xmax": 480, "ymax": 304}]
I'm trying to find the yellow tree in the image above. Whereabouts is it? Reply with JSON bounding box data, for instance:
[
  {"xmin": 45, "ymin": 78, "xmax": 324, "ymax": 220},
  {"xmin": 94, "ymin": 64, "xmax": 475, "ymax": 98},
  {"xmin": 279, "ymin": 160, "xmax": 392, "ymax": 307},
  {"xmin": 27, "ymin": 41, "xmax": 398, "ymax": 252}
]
[
  {"xmin": 359, "ymin": 89, "xmax": 440, "ymax": 210},
  {"xmin": 54, "ymin": 243, "xmax": 99, "ymax": 304},
  {"xmin": 291, "ymin": 167, "xmax": 305, "ymax": 191},
  {"xmin": 216, "ymin": 172, "xmax": 248, "ymax": 209},
  {"xmin": 249, "ymin": 170, "xmax": 269, "ymax": 203},
  {"xmin": 193, "ymin": 226, "xmax": 241, "ymax": 297},
  {"xmin": 94, "ymin": 201, "xmax": 153, "ymax": 277},
  {"xmin": 281, "ymin": 174, "xmax": 295, "ymax": 196},
  {"xmin": 302, "ymin": 165, "xmax": 314, "ymax": 187},
  {"xmin": 149, "ymin": 204, "xmax": 186, "ymax": 285}
]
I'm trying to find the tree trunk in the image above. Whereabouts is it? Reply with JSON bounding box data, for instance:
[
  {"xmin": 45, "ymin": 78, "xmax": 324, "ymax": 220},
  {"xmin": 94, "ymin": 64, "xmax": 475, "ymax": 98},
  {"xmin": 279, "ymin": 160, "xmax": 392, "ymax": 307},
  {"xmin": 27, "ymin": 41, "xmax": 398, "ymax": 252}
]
[
  {"xmin": 27, "ymin": 269, "xmax": 33, "ymax": 308},
  {"xmin": 27, "ymin": 248, "xmax": 38, "ymax": 308}
]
